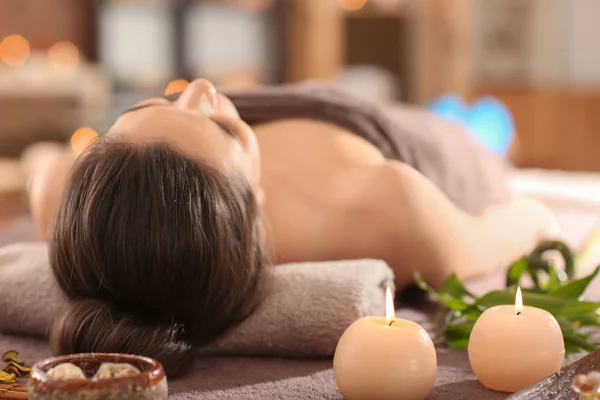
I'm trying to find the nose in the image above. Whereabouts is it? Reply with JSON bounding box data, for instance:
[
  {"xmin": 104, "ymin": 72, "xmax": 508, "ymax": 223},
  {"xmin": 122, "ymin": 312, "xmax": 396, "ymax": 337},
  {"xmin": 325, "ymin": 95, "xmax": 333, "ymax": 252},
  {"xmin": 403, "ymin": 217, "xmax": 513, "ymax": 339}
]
[{"xmin": 176, "ymin": 79, "xmax": 218, "ymax": 115}]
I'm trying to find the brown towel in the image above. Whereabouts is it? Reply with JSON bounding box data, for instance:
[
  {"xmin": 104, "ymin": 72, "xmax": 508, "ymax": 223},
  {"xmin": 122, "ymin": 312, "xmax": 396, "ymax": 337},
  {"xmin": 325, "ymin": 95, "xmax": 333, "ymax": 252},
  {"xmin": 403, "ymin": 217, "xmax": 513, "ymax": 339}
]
[
  {"xmin": 223, "ymin": 82, "xmax": 510, "ymax": 214},
  {"xmin": 0, "ymin": 242, "xmax": 394, "ymax": 357}
]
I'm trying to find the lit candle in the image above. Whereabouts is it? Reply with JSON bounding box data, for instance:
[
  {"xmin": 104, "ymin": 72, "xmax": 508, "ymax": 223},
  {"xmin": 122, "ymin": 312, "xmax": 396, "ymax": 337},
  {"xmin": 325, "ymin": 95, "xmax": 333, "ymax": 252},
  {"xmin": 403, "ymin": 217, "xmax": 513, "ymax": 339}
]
[
  {"xmin": 468, "ymin": 287, "xmax": 565, "ymax": 393},
  {"xmin": 333, "ymin": 287, "xmax": 437, "ymax": 400}
]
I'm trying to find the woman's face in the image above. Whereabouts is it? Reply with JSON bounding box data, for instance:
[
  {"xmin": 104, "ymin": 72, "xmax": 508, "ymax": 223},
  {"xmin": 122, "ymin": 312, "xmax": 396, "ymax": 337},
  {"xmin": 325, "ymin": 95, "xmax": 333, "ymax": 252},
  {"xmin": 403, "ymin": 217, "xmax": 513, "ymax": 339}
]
[{"xmin": 108, "ymin": 79, "xmax": 261, "ymax": 190}]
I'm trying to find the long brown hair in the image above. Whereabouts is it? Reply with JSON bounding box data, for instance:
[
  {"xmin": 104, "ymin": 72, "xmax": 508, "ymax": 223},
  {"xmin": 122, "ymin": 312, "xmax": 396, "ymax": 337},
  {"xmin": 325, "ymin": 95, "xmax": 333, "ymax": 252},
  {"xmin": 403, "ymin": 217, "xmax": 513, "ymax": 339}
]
[{"xmin": 48, "ymin": 136, "xmax": 267, "ymax": 377}]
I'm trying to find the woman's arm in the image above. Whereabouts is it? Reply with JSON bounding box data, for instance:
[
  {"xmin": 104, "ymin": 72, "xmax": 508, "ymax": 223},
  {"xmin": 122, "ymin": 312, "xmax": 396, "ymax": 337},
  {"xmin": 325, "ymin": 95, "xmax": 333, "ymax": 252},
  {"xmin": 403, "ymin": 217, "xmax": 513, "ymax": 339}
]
[
  {"xmin": 368, "ymin": 161, "xmax": 558, "ymax": 288},
  {"xmin": 28, "ymin": 153, "xmax": 76, "ymax": 242}
]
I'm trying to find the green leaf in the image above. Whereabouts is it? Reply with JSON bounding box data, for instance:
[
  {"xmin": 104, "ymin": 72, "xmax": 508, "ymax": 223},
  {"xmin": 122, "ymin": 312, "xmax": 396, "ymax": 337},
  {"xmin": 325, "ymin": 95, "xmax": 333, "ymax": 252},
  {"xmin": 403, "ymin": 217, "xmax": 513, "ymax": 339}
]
[
  {"xmin": 564, "ymin": 339, "xmax": 587, "ymax": 354},
  {"xmin": 475, "ymin": 288, "xmax": 600, "ymax": 318},
  {"xmin": 462, "ymin": 307, "xmax": 484, "ymax": 322},
  {"xmin": 438, "ymin": 274, "xmax": 476, "ymax": 299},
  {"xmin": 414, "ymin": 273, "xmax": 435, "ymax": 295},
  {"xmin": 414, "ymin": 273, "xmax": 473, "ymax": 312},
  {"xmin": 444, "ymin": 323, "xmax": 474, "ymax": 349},
  {"xmin": 474, "ymin": 288, "xmax": 518, "ymax": 308},
  {"xmin": 551, "ymin": 266, "xmax": 600, "ymax": 299},
  {"xmin": 433, "ymin": 309, "xmax": 449, "ymax": 327},
  {"xmin": 545, "ymin": 266, "xmax": 562, "ymax": 291},
  {"xmin": 557, "ymin": 301, "xmax": 600, "ymax": 318},
  {"xmin": 568, "ymin": 312, "xmax": 600, "ymax": 327},
  {"xmin": 561, "ymin": 329, "xmax": 597, "ymax": 353},
  {"xmin": 437, "ymin": 297, "xmax": 472, "ymax": 312},
  {"xmin": 520, "ymin": 287, "xmax": 548, "ymax": 294},
  {"xmin": 478, "ymin": 293, "xmax": 591, "ymax": 326},
  {"xmin": 505, "ymin": 257, "xmax": 529, "ymax": 287}
]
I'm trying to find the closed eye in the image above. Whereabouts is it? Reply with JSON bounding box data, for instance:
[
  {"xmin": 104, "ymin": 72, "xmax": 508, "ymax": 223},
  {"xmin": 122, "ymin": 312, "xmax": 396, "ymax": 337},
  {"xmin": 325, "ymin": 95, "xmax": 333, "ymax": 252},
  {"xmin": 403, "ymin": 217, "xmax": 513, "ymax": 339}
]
[{"xmin": 212, "ymin": 119, "xmax": 241, "ymax": 142}]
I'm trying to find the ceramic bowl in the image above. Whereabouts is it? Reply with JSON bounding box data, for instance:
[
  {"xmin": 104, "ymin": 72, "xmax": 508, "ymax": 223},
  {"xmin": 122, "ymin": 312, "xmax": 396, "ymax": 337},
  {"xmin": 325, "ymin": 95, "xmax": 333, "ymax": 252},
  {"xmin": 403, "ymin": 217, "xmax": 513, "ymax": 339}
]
[{"xmin": 28, "ymin": 353, "xmax": 167, "ymax": 400}]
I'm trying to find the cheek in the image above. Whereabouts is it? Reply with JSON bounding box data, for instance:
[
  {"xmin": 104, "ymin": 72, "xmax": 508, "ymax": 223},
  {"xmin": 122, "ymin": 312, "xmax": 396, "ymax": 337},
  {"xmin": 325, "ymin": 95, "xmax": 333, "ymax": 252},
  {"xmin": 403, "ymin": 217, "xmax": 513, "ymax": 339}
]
[
  {"xmin": 239, "ymin": 129, "xmax": 261, "ymax": 185},
  {"xmin": 230, "ymin": 118, "xmax": 258, "ymax": 159},
  {"xmin": 241, "ymin": 127, "xmax": 260, "ymax": 163}
]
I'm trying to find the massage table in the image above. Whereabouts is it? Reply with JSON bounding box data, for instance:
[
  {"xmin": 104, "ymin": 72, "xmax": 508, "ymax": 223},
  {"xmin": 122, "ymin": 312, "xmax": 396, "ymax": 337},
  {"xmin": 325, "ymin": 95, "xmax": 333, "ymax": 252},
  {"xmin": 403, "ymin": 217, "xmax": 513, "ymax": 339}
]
[{"xmin": 1, "ymin": 168, "xmax": 599, "ymax": 399}]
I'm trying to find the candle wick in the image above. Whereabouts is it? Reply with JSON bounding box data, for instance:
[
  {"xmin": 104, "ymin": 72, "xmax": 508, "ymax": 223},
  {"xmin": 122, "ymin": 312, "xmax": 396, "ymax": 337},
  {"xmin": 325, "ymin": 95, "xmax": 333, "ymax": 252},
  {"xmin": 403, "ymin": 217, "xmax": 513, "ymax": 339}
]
[
  {"xmin": 517, "ymin": 311, "xmax": 521, "ymax": 316},
  {"xmin": 388, "ymin": 320, "xmax": 394, "ymax": 326}
]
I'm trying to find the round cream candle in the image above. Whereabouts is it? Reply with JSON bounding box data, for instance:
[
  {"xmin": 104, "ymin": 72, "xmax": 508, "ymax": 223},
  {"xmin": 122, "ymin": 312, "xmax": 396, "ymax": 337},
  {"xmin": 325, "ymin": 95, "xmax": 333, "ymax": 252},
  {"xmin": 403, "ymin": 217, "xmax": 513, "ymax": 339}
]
[
  {"xmin": 333, "ymin": 287, "xmax": 437, "ymax": 400},
  {"xmin": 468, "ymin": 287, "xmax": 565, "ymax": 393}
]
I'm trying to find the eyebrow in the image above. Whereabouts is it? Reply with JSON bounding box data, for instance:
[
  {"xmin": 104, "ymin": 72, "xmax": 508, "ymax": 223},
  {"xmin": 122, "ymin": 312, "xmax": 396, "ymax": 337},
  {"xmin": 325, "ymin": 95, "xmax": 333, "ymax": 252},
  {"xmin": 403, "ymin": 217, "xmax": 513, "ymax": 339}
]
[
  {"xmin": 121, "ymin": 103, "xmax": 166, "ymax": 115},
  {"xmin": 121, "ymin": 91, "xmax": 185, "ymax": 114}
]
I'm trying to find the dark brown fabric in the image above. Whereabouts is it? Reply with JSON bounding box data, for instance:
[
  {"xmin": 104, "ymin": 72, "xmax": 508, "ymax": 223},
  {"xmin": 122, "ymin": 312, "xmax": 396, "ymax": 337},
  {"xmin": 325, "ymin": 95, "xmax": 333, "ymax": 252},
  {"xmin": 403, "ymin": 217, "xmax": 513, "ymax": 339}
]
[{"xmin": 223, "ymin": 83, "xmax": 510, "ymax": 214}]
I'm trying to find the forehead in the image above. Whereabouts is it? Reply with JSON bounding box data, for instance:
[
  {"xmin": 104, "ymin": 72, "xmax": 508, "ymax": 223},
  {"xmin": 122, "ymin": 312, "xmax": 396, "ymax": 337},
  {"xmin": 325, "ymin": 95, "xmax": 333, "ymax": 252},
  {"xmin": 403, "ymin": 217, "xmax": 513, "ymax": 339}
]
[{"xmin": 107, "ymin": 106, "xmax": 237, "ymax": 171}]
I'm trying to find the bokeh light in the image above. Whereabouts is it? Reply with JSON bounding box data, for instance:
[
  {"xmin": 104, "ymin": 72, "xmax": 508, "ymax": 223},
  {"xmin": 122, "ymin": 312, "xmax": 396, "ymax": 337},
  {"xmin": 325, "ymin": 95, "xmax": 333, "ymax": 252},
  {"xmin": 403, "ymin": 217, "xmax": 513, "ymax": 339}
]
[
  {"xmin": 165, "ymin": 79, "xmax": 190, "ymax": 96},
  {"xmin": 48, "ymin": 41, "xmax": 80, "ymax": 71},
  {"xmin": 71, "ymin": 127, "xmax": 99, "ymax": 154},
  {"xmin": 337, "ymin": 0, "xmax": 368, "ymax": 11},
  {"xmin": 0, "ymin": 34, "xmax": 30, "ymax": 67}
]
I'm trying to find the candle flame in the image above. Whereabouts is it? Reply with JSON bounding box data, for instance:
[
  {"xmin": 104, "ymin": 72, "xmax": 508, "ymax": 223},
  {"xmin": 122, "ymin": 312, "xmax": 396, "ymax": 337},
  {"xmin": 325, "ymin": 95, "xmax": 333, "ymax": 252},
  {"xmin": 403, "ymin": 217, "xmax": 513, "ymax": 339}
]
[
  {"xmin": 385, "ymin": 286, "xmax": 395, "ymax": 322},
  {"xmin": 515, "ymin": 286, "xmax": 523, "ymax": 313}
]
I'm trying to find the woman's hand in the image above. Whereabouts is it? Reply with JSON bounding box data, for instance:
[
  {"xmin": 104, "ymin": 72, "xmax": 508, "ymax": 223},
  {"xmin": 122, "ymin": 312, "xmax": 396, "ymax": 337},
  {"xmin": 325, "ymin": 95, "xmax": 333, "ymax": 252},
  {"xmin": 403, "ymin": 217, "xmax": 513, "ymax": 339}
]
[{"xmin": 514, "ymin": 197, "xmax": 561, "ymax": 240}]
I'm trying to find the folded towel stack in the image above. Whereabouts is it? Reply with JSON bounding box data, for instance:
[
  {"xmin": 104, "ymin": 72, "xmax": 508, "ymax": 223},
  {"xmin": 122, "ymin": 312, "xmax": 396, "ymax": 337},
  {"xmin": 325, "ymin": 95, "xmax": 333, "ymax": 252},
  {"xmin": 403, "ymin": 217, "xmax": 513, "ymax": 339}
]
[{"xmin": 0, "ymin": 242, "xmax": 395, "ymax": 357}]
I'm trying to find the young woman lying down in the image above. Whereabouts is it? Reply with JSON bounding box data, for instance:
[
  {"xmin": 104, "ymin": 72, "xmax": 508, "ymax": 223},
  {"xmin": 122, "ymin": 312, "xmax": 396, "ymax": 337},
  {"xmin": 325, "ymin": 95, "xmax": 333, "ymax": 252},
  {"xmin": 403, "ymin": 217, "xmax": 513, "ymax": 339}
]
[{"xmin": 28, "ymin": 79, "xmax": 558, "ymax": 376}]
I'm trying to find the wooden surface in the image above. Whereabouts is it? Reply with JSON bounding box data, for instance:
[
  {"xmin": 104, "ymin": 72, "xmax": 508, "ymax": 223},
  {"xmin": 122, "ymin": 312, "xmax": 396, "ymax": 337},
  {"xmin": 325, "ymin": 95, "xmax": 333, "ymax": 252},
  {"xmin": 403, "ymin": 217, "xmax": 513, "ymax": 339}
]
[
  {"xmin": 409, "ymin": 0, "xmax": 474, "ymax": 103},
  {"xmin": 476, "ymin": 85, "xmax": 600, "ymax": 172},
  {"xmin": 284, "ymin": 0, "xmax": 473, "ymax": 102},
  {"xmin": 285, "ymin": 0, "xmax": 345, "ymax": 82}
]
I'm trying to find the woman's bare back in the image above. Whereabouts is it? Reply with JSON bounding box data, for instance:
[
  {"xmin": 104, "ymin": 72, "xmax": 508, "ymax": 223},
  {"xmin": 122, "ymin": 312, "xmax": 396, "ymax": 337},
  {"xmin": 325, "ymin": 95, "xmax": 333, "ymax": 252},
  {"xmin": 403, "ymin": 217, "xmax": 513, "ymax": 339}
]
[
  {"xmin": 255, "ymin": 119, "xmax": 558, "ymax": 287},
  {"xmin": 255, "ymin": 119, "xmax": 391, "ymax": 263}
]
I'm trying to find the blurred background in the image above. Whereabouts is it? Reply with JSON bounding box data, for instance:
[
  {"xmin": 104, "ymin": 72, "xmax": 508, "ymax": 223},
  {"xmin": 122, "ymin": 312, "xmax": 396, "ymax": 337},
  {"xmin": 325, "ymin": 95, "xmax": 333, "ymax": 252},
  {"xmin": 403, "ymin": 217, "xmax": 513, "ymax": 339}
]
[{"xmin": 1, "ymin": 0, "xmax": 600, "ymax": 226}]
